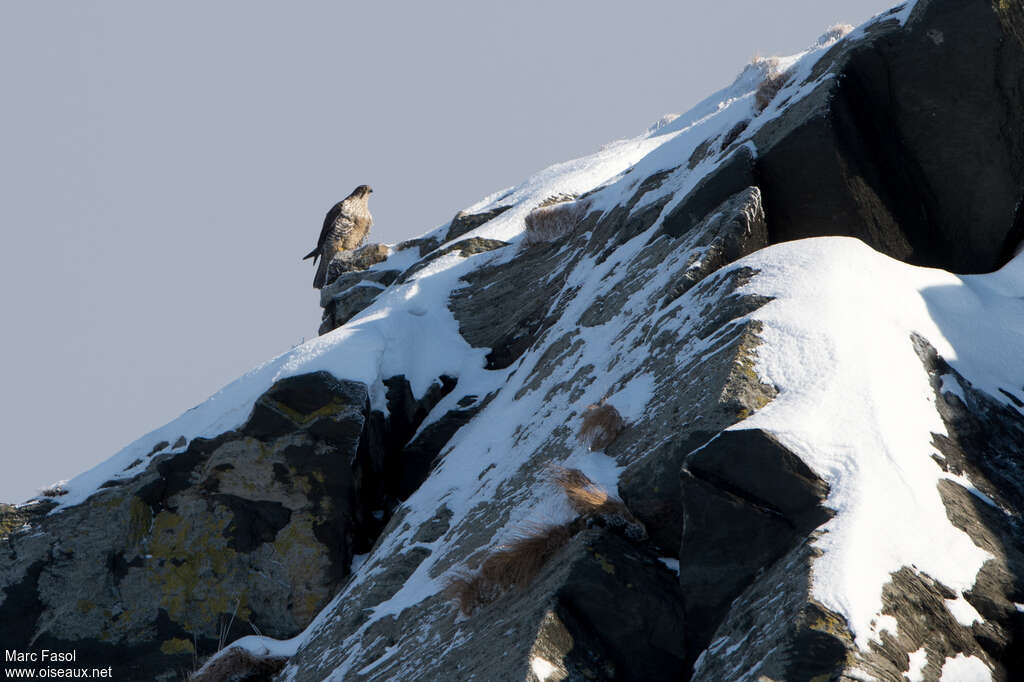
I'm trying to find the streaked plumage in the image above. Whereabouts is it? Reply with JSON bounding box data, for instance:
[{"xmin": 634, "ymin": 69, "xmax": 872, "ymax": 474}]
[{"xmin": 303, "ymin": 184, "xmax": 374, "ymax": 288}]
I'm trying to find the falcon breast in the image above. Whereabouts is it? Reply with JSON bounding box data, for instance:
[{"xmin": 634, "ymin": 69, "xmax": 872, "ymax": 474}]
[{"xmin": 303, "ymin": 184, "xmax": 374, "ymax": 289}]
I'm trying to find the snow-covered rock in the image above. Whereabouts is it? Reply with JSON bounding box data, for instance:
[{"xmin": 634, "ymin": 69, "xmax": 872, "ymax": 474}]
[{"xmin": 3, "ymin": 0, "xmax": 1024, "ymax": 679}]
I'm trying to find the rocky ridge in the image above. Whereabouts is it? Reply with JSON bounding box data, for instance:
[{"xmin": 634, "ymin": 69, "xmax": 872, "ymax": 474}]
[{"xmin": 2, "ymin": 0, "xmax": 1024, "ymax": 680}]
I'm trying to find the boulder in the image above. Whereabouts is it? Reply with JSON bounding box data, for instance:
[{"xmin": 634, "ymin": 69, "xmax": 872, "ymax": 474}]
[
  {"xmin": 751, "ymin": 0, "xmax": 1024, "ymax": 273},
  {"xmin": 319, "ymin": 268, "xmax": 401, "ymax": 334},
  {"xmin": 678, "ymin": 429, "xmax": 832, "ymax": 661},
  {"xmin": 443, "ymin": 204, "xmax": 513, "ymax": 243},
  {"xmin": 0, "ymin": 372, "xmax": 371, "ymax": 680},
  {"xmin": 324, "ymin": 243, "xmax": 391, "ymax": 285}
]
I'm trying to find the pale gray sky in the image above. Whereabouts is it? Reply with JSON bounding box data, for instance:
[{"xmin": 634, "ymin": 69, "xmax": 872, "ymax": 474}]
[{"xmin": 0, "ymin": 0, "xmax": 899, "ymax": 502}]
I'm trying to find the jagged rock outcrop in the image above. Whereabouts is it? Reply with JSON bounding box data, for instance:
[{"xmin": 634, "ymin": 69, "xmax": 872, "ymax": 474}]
[
  {"xmin": 285, "ymin": 1, "xmax": 1024, "ymax": 677},
  {"xmin": 318, "ymin": 244, "xmax": 395, "ymax": 334},
  {"xmin": 326, "ymin": 243, "xmax": 391, "ymax": 280},
  {"xmin": 660, "ymin": 0, "xmax": 1024, "ymax": 275},
  {"xmin": 318, "ymin": 233, "xmax": 510, "ymax": 335},
  {"xmin": 4, "ymin": 0, "xmax": 1024, "ymax": 680},
  {"xmin": 0, "ymin": 372, "xmax": 371, "ymax": 679},
  {"xmin": 444, "ymin": 204, "xmax": 513, "ymax": 243},
  {"xmin": 280, "ymin": 184, "xmax": 776, "ymax": 680},
  {"xmin": 319, "ymin": 267, "xmax": 400, "ymax": 334}
]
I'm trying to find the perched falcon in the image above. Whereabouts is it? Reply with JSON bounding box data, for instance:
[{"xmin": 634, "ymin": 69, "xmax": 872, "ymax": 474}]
[{"xmin": 303, "ymin": 184, "xmax": 374, "ymax": 288}]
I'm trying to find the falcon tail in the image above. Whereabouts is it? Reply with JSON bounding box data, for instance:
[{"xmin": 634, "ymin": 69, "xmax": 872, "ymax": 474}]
[
  {"xmin": 313, "ymin": 255, "xmax": 331, "ymax": 289},
  {"xmin": 302, "ymin": 247, "xmax": 319, "ymax": 261}
]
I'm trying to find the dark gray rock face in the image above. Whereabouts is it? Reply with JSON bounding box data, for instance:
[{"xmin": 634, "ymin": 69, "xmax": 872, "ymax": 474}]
[
  {"xmin": 881, "ymin": 335, "xmax": 1024, "ymax": 681},
  {"xmin": 449, "ymin": 237, "xmax": 572, "ymax": 370},
  {"xmin": 319, "ymin": 268, "xmax": 400, "ymax": 334},
  {"xmin": 689, "ymin": 541, "xmax": 853, "ymax": 682},
  {"xmin": 537, "ymin": 530, "xmax": 688, "ymax": 681},
  {"xmin": 364, "ymin": 374, "xmax": 460, "ymax": 511},
  {"xmin": 444, "ymin": 204, "xmax": 513, "ymax": 243},
  {"xmin": 657, "ymin": 0, "xmax": 1024, "ymax": 274},
  {"xmin": 0, "ymin": 367, "xmax": 476, "ymax": 680},
  {"xmin": 662, "ymin": 148, "xmax": 756, "ymax": 242},
  {"xmin": 287, "ymin": 528, "xmax": 688, "ymax": 682},
  {"xmin": 324, "ymin": 243, "xmax": 391, "ymax": 285},
  {"xmin": 394, "ymin": 236, "xmax": 509, "ymax": 285},
  {"xmin": 752, "ymin": 0, "xmax": 1024, "ymax": 273},
  {"xmin": 317, "ymin": 243, "xmax": 399, "ymax": 334},
  {"xmin": 678, "ymin": 429, "xmax": 832, "ymax": 665},
  {"xmin": 0, "ymin": 372, "xmax": 371, "ymax": 680}
]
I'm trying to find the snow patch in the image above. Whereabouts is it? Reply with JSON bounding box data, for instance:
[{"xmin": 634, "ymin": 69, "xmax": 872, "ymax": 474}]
[
  {"xmin": 939, "ymin": 473, "xmax": 999, "ymax": 510},
  {"xmin": 658, "ymin": 558, "xmax": 681, "ymax": 575},
  {"xmin": 939, "ymin": 653, "xmax": 992, "ymax": 682},
  {"xmin": 531, "ymin": 656, "xmax": 558, "ymax": 681},
  {"xmin": 868, "ymin": 614, "xmax": 898, "ymax": 644},
  {"xmin": 904, "ymin": 647, "xmax": 927, "ymax": 682},
  {"xmin": 350, "ymin": 553, "xmax": 370, "ymax": 573},
  {"xmin": 894, "ymin": 2, "xmax": 918, "ymax": 26},
  {"xmin": 199, "ymin": 632, "xmax": 303, "ymax": 675},
  {"xmin": 939, "ymin": 374, "xmax": 967, "ymax": 404},
  {"xmin": 559, "ymin": 451, "xmax": 622, "ymax": 499},
  {"xmin": 739, "ymin": 239, "xmax": 1024, "ymax": 648},
  {"xmin": 944, "ymin": 594, "xmax": 983, "ymax": 627}
]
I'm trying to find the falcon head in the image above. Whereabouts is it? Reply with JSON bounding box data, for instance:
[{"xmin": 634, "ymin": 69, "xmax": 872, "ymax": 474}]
[{"xmin": 351, "ymin": 184, "xmax": 373, "ymax": 199}]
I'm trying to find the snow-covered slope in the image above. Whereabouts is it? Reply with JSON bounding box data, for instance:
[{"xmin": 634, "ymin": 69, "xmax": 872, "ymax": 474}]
[
  {"xmin": 46, "ymin": 15, "xmax": 857, "ymax": 513},
  {"xmin": 4, "ymin": 0, "xmax": 1024, "ymax": 680}
]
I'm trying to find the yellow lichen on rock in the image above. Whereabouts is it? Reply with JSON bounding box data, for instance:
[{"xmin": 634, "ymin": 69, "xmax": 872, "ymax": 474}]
[
  {"xmin": 160, "ymin": 637, "xmax": 195, "ymax": 656},
  {"xmin": 271, "ymin": 517, "xmax": 332, "ymax": 624},
  {"xmin": 145, "ymin": 507, "xmax": 250, "ymax": 633},
  {"xmin": 126, "ymin": 496, "xmax": 152, "ymax": 547},
  {"xmin": 270, "ymin": 395, "xmax": 361, "ymax": 427},
  {"xmin": 720, "ymin": 322, "xmax": 776, "ymax": 419}
]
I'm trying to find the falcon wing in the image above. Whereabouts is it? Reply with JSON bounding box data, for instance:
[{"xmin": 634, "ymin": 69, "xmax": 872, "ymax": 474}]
[{"xmin": 302, "ymin": 201, "xmax": 344, "ymax": 261}]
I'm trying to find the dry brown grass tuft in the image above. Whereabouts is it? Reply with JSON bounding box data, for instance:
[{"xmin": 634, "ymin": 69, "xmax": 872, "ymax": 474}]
[
  {"xmin": 551, "ymin": 466, "xmax": 611, "ymax": 515},
  {"xmin": 445, "ymin": 466, "xmax": 655, "ymax": 615},
  {"xmin": 577, "ymin": 401, "xmax": 626, "ymax": 451},
  {"xmin": 550, "ymin": 467, "xmax": 647, "ymax": 540},
  {"xmin": 445, "ymin": 523, "xmax": 572, "ymax": 615},
  {"xmin": 444, "ymin": 573, "xmax": 494, "ymax": 616},
  {"xmin": 484, "ymin": 523, "xmax": 572, "ymax": 586},
  {"xmin": 523, "ymin": 198, "xmax": 588, "ymax": 246},
  {"xmin": 189, "ymin": 647, "xmax": 287, "ymax": 682}
]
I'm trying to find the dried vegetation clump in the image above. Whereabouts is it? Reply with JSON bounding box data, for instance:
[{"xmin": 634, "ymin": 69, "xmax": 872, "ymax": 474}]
[
  {"xmin": 446, "ymin": 523, "xmax": 573, "ymax": 615},
  {"xmin": 551, "ymin": 466, "xmax": 616, "ymax": 515},
  {"xmin": 189, "ymin": 647, "xmax": 288, "ymax": 682},
  {"xmin": 551, "ymin": 467, "xmax": 646, "ymax": 541},
  {"xmin": 577, "ymin": 401, "xmax": 626, "ymax": 451},
  {"xmin": 523, "ymin": 196, "xmax": 588, "ymax": 246},
  {"xmin": 446, "ymin": 468, "xmax": 646, "ymax": 615}
]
